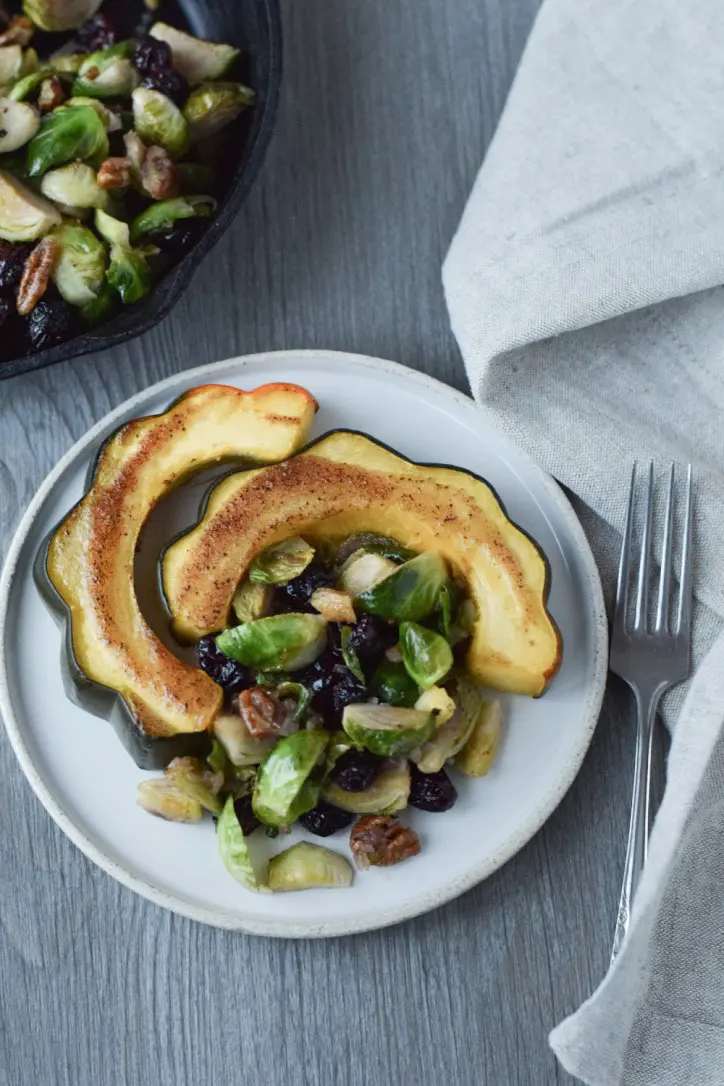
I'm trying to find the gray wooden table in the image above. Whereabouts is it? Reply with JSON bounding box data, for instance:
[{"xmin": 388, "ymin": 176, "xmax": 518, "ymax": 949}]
[{"xmin": 0, "ymin": 3, "xmax": 665, "ymax": 1084}]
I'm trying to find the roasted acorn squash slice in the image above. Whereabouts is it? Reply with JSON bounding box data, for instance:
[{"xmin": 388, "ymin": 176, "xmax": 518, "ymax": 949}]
[
  {"xmin": 162, "ymin": 431, "xmax": 562, "ymax": 696},
  {"xmin": 37, "ymin": 383, "xmax": 317, "ymax": 768}
]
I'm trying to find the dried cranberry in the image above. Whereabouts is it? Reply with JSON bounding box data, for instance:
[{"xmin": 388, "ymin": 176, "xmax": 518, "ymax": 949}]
[
  {"xmin": 26, "ymin": 299, "xmax": 74, "ymax": 351},
  {"xmin": 331, "ymin": 671, "xmax": 367, "ymax": 715},
  {"xmin": 331, "ymin": 749, "xmax": 381, "ymax": 793},
  {"xmin": 409, "ymin": 765, "xmax": 458, "ymax": 813},
  {"xmin": 278, "ymin": 564, "xmax": 336, "ymax": 611},
  {"xmin": 299, "ymin": 801, "xmax": 353, "ymax": 838},
  {"xmin": 0, "ymin": 243, "xmax": 30, "ymax": 296},
  {"xmin": 233, "ymin": 796, "xmax": 260, "ymax": 837},
  {"xmin": 0, "ymin": 298, "xmax": 12, "ymax": 329},
  {"xmin": 140, "ymin": 68, "xmax": 189, "ymax": 107},
  {"xmin": 132, "ymin": 35, "xmax": 172, "ymax": 75},
  {"xmin": 197, "ymin": 635, "xmax": 251, "ymax": 696},
  {"xmin": 76, "ymin": 13, "xmax": 116, "ymax": 51},
  {"xmin": 347, "ymin": 613, "xmax": 397, "ymax": 666},
  {"xmin": 151, "ymin": 218, "xmax": 208, "ymax": 259}
]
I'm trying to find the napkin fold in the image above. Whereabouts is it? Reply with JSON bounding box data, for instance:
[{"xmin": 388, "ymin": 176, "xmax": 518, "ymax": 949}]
[{"xmin": 443, "ymin": 0, "xmax": 724, "ymax": 1082}]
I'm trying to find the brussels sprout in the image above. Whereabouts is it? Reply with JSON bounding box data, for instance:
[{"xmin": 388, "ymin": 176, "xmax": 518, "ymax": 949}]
[
  {"xmin": 150, "ymin": 22, "xmax": 240, "ymax": 86},
  {"xmin": 414, "ymin": 685, "xmax": 456, "ymax": 724},
  {"xmin": 213, "ymin": 712, "xmax": 276, "ymax": 768},
  {"xmin": 216, "ymin": 614, "xmax": 327, "ymax": 673},
  {"xmin": 232, "ymin": 580, "xmax": 273, "ymax": 623},
  {"xmin": 340, "ymin": 552, "xmax": 396, "ymax": 599},
  {"xmin": 455, "ymin": 698, "xmax": 503, "ymax": 777},
  {"xmin": 0, "ymin": 169, "xmax": 60, "ymax": 240},
  {"xmin": 183, "ymin": 81, "xmax": 254, "ymax": 142},
  {"xmin": 73, "ymin": 42, "xmax": 135, "ymax": 99},
  {"xmin": 79, "ymin": 279, "xmax": 117, "ymax": 326},
  {"xmin": 336, "ymin": 533, "xmax": 416, "ymax": 567},
  {"xmin": 399, "ymin": 621, "xmax": 453, "ymax": 690},
  {"xmin": 323, "ymin": 759, "xmax": 410, "ymax": 815},
  {"xmin": 356, "ymin": 551, "xmax": 448, "ymax": 624},
  {"xmin": 340, "ymin": 625, "xmax": 366, "ymax": 684},
  {"xmin": 51, "ymin": 222, "xmax": 106, "ymax": 306},
  {"xmin": 310, "ymin": 588, "xmax": 356, "ymax": 624},
  {"xmin": 342, "ymin": 703, "xmax": 434, "ymax": 758},
  {"xmin": 268, "ymin": 842, "xmax": 354, "ymax": 892},
  {"xmin": 137, "ymin": 778, "xmax": 202, "ymax": 822},
  {"xmin": 276, "ymin": 681, "xmax": 313, "ymax": 723},
  {"xmin": 0, "ymin": 96, "xmax": 39, "ymax": 152},
  {"xmin": 132, "ymin": 86, "xmax": 188, "ymax": 158},
  {"xmin": 413, "ymin": 685, "xmax": 474, "ymax": 774},
  {"xmin": 65, "ymin": 96, "xmax": 112, "ymax": 128},
  {"xmin": 217, "ymin": 795, "xmax": 269, "ymax": 891},
  {"xmin": 22, "ymin": 0, "xmax": 103, "ymax": 33},
  {"xmin": 249, "ymin": 537, "xmax": 315, "ymax": 585},
  {"xmin": 52, "ymin": 53, "xmax": 85, "ymax": 76},
  {"xmin": 129, "ymin": 193, "xmax": 214, "ymax": 243},
  {"xmin": 0, "ymin": 46, "xmax": 23, "ymax": 87},
  {"xmin": 106, "ymin": 243, "xmax": 151, "ymax": 304},
  {"xmin": 40, "ymin": 162, "xmax": 108, "ymax": 209},
  {"xmin": 164, "ymin": 756, "xmax": 223, "ymax": 815},
  {"xmin": 370, "ymin": 660, "xmax": 419, "ymax": 707},
  {"xmin": 27, "ymin": 103, "xmax": 108, "ymax": 176},
  {"xmin": 252, "ymin": 729, "xmax": 329, "ymax": 827},
  {"xmin": 94, "ymin": 207, "xmax": 129, "ymax": 247},
  {"xmin": 8, "ymin": 68, "xmax": 52, "ymax": 100}
]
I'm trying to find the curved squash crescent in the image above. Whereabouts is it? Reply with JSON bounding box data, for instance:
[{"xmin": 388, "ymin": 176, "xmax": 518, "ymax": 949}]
[
  {"xmin": 37, "ymin": 383, "xmax": 318, "ymax": 768},
  {"xmin": 162, "ymin": 431, "xmax": 562, "ymax": 697}
]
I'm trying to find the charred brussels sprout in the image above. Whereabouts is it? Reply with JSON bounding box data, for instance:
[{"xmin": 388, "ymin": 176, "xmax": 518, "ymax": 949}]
[
  {"xmin": 26, "ymin": 103, "xmax": 108, "ymax": 176},
  {"xmin": 164, "ymin": 756, "xmax": 223, "ymax": 815},
  {"xmin": 216, "ymin": 614, "xmax": 328, "ymax": 673}
]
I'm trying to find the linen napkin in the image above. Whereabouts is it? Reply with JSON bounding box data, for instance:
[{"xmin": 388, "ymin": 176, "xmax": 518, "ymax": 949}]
[{"xmin": 443, "ymin": 0, "xmax": 724, "ymax": 1082}]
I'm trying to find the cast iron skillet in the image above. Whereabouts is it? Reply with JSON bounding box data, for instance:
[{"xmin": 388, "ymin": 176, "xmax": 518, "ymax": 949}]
[{"xmin": 0, "ymin": 0, "xmax": 282, "ymax": 382}]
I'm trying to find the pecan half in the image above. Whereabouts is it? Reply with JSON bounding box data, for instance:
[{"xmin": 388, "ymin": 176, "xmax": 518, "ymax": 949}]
[
  {"xmin": 238, "ymin": 687, "xmax": 296, "ymax": 739},
  {"xmin": 38, "ymin": 76, "xmax": 65, "ymax": 113},
  {"xmin": 97, "ymin": 157, "xmax": 133, "ymax": 190},
  {"xmin": 350, "ymin": 815, "xmax": 421, "ymax": 869},
  {"xmin": 0, "ymin": 15, "xmax": 34, "ymax": 47},
  {"xmin": 16, "ymin": 236, "xmax": 58, "ymax": 317},
  {"xmin": 141, "ymin": 145, "xmax": 179, "ymax": 200}
]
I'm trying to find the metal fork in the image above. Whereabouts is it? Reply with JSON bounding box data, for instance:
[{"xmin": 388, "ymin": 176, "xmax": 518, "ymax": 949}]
[{"xmin": 609, "ymin": 462, "xmax": 693, "ymax": 962}]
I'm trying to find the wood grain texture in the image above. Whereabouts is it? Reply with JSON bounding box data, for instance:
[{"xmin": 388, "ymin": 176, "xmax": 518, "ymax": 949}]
[{"xmin": 0, "ymin": 2, "xmax": 666, "ymax": 1085}]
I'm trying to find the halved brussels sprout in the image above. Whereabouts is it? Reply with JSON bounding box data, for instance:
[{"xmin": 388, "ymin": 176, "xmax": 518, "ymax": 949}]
[
  {"xmin": 370, "ymin": 660, "xmax": 419, "ymax": 707},
  {"xmin": 51, "ymin": 222, "xmax": 106, "ymax": 306},
  {"xmin": 455, "ymin": 698, "xmax": 503, "ymax": 777},
  {"xmin": 73, "ymin": 42, "xmax": 135, "ymax": 99},
  {"xmin": 106, "ymin": 243, "xmax": 151, "ymax": 304},
  {"xmin": 310, "ymin": 588, "xmax": 356, "ymax": 624},
  {"xmin": 232, "ymin": 580, "xmax": 273, "ymax": 623},
  {"xmin": 268, "ymin": 842, "xmax": 353, "ymax": 892},
  {"xmin": 217, "ymin": 795, "xmax": 269, "ymax": 891},
  {"xmin": 8, "ymin": 68, "xmax": 52, "ymax": 101},
  {"xmin": 150, "ymin": 22, "xmax": 240, "ymax": 86},
  {"xmin": 213, "ymin": 712, "xmax": 276, "ymax": 768},
  {"xmin": 216, "ymin": 614, "xmax": 327, "ymax": 673},
  {"xmin": 0, "ymin": 169, "xmax": 60, "ymax": 240},
  {"xmin": 340, "ymin": 625, "xmax": 365, "ymax": 684},
  {"xmin": 413, "ymin": 683, "xmax": 474, "ymax": 774},
  {"xmin": 40, "ymin": 162, "xmax": 108, "ymax": 209},
  {"xmin": 340, "ymin": 552, "xmax": 396, "ymax": 598},
  {"xmin": 132, "ymin": 86, "xmax": 188, "ymax": 158},
  {"xmin": 94, "ymin": 207, "xmax": 129, "ymax": 247},
  {"xmin": 79, "ymin": 279, "xmax": 117, "ymax": 326},
  {"xmin": 164, "ymin": 756, "xmax": 223, "ymax": 815},
  {"xmin": 252, "ymin": 729, "xmax": 329, "ymax": 827},
  {"xmin": 129, "ymin": 193, "xmax": 214, "ymax": 243},
  {"xmin": 27, "ymin": 103, "xmax": 108, "ymax": 176},
  {"xmin": 342, "ymin": 703, "xmax": 434, "ymax": 758},
  {"xmin": 399, "ymin": 621, "xmax": 453, "ymax": 690},
  {"xmin": 65, "ymin": 96, "xmax": 112, "ymax": 129},
  {"xmin": 0, "ymin": 96, "xmax": 39, "ymax": 152},
  {"xmin": 323, "ymin": 759, "xmax": 410, "ymax": 815},
  {"xmin": 22, "ymin": 0, "xmax": 103, "ymax": 32},
  {"xmin": 249, "ymin": 537, "xmax": 315, "ymax": 585},
  {"xmin": 336, "ymin": 533, "xmax": 416, "ymax": 567},
  {"xmin": 356, "ymin": 551, "xmax": 448, "ymax": 624},
  {"xmin": 137, "ymin": 778, "xmax": 202, "ymax": 822},
  {"xmin": 0, "ymin": 46, "xmax": 24, "ymax": 87},
  {"xmin": 183, "ymin": 81, "xmax": 254, "ymax": 142}
]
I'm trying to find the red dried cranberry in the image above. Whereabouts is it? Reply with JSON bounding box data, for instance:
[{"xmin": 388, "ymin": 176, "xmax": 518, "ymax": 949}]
[
  {"xmin": 132, "ymin": 35, "xmax": 173, "ymax": 74},
  {"xmin": 197, "ymin": 635, "xmax": 251, "ymax": 696},
  {"xmin": 233, "ymin": 796, "xmax": 260, "ymax": 837},
  {"xmin": 0, "ymin": 243, "xmax": 30, "ymax": 296},
  {"xmin": 299, "ymin": 801, "xmax": 353, "ymax": 837},
  {"xmin": 409, "ymin": 765, "xmax": 458, "ymax": 813},
  {"xmin": 331, "ymin": 749, "xmax": 381, "ymax": 792},
  {"xmin": 347, "ymin": 613, "xmax": 398, "ymax": 666},
  {"xmin": 26, "ymin": 299, "xmax": 74, "ymax": 351},
  {"xmin": 140, "ymin": 68, "xmax": 189, "ymax": 106},
  {"xmin": 76, "ymin": 13, "xmax": 116, "ymax": 51},
  {"xmin": 278, "ymin": 564, "xmax": 336, "ymax": 611}
]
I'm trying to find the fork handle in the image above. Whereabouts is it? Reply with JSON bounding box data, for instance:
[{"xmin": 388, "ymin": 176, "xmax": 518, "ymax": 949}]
[{"xmin": 611, "ymin": 686, "xmax": 662, "ymax": 962}]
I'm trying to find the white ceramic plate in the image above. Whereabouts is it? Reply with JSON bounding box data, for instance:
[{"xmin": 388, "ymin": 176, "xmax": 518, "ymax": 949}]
[{"xmin": 0, "ymin": 350, "xmax": 607, "ymax": 937}]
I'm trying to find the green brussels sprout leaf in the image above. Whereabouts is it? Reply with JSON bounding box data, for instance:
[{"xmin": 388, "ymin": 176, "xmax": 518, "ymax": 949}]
[
  {"xmin": 249, "ymin": 536, "xmax": 315, "ymax": 585},
  {"xmin": 129, "ymin": 193, "xmax": 214, "ymax": 243},
  {"xmin": 276, "ymin": 681, "xmax": 313, "ymax": 723},
  {"xmin": 216, "ymin": 614, "xmax": 327, "ymax": 673},
  {"xmin": 399, "ymin": 621, "xmax": 453, "ymax": 690},
  {"xmin": 335, "ymin": 533, "xmax": 416, "ymax": 567},
  {"xmin": 356, "ymin": 551, "xmax": 448, "ymax": 623},
  {"xmin": 342, "ymin": 703, "xmax": 434, "ymax": 758},
  {"xmin": 94, "ymin": 207, "xmax": 130, "ymax": 247},
  {"xmin": 370, "ymin": 659, "xmax": 419, "ymax": 707},
  {"xmin": 252, "ymin": 729, "xmax": 329, "ymax": 827},
  {"xmin": 106, "ymin": 243, "xmax": 151, "ymax": 304},
  {"xmin": 340, "ymin": 625, "xmax": 365, "ymax": 684},
  {"xmin": 27, "ymin": 104, "xmax": 109, "ymax": 176},
  {"xmin": 79, "ymin": 280, "xmax": 118, "ymax": 326},
  {"xmin": 8, "ymin": 69, "xmax": 53, "ymax": 101},
  {"xmin": 217, "ymin": 795, "xmax": 269, "ymax": 891}
]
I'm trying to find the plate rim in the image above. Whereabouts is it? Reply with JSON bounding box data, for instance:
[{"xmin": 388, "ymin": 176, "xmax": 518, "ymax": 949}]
[{"xmin": 0, "ymin": 349, "xmax": 608, "ymax": 937}]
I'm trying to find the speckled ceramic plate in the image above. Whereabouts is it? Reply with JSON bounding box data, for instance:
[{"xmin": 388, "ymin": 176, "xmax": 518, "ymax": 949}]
[{"xmin": 0, "ymin": 350, "xmax": 607, "ymax": 937}]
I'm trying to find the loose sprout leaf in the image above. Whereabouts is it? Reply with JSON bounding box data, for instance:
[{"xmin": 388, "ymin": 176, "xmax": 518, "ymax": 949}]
[
  {"xmin": 335, "ymin": 533, "xmax": 416, "ymax": 567},
  {"xmin": 252, "ymin": 729, "xmax": 329, "ymax": 827},
  {"xmin": 370, "ymin": 660, "xmax": 419, "ymax": 707},
  {"xmin": 249, "ymin": 537, "xmax": 315, "ymax": 585},
  {"xmin": 149, "ymin": 22, "xmax": 240, "ymax": 85},
  {"xmin": 455, "ymin": 698, "xmax": 504, "ymax": 777},
  {"xmin": 164, "ymin": 756, "xmax": 223, "ymax": 815},
  {"xmin": 208, "ymin": 737, "xmax": 232, "ymax": 777},
  {"xmin": 213, "ymin": 712, "xmax": 276, "ymax": 768},
  {"xmin": 216, "ymin": 614, "xmax": 327, "ymax": 673},
  {"xmin": 26, "ymin": 103, "xmax": 108, "ymax": 176},
  {"xmin": 340, "ymin": 625, "xmax": 366, "ymax": 684},
  {"xmin": 277, "ymin": 681, "xmax": 313, "ymax": 723},
  {"xmin": 232, "ymin": 581, "xmax": 272, "ymax": 623},
  {"xmin": 217, "ymin": 795, "xmax": 269, "ymax": 892},
  {"xmin": 129, "ymin": 193, "xmax": 214, "ymax": 243},
  {"xmin": 399, "ymin": 621, "xmax": 453, "ymax": 690},
  {"xmin": 106, "ymin": 244, "xmax": 151, "ymax": 304},
  {"xmin": 356, "ymin": 551, "xmax": 448, "ymax": 624}
]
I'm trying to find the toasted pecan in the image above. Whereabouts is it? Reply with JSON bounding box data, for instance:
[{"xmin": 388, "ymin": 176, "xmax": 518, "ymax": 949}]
[
  {"xmin": 16, "ymin": 236, "xmax": 58, "ymax": 317},
  {"xmin": 350, "ymin": 814, "xmax": 421, "ymax": 869},
  {"xmin": 97, "ymin": 157, "xmax": 133, "ymax": 190}
]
